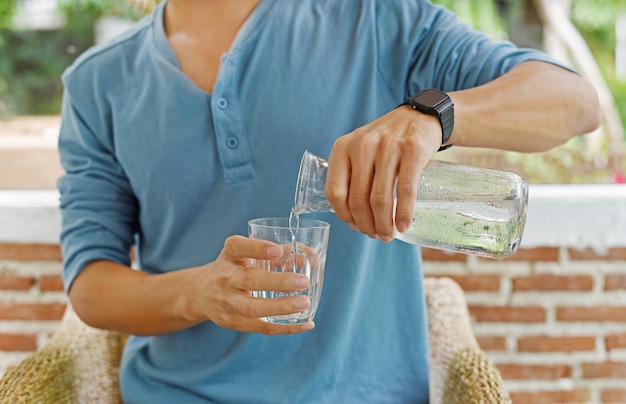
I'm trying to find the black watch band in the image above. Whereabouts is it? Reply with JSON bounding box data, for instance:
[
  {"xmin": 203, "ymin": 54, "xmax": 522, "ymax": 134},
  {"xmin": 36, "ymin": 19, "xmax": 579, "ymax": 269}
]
[{"xmin": 402, "ymin": 88, "xmax": 454, "ymax": 152}]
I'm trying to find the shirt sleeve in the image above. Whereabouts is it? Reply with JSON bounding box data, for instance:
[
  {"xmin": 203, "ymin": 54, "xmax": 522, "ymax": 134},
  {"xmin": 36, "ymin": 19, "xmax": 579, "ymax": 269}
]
[
  {"xmin": 375, "ymin": 0, "xmax": 575, "ymax": 98},
  {"xmin": 57, "ymin": 81, "xmax": 139, "ymax": 294}
]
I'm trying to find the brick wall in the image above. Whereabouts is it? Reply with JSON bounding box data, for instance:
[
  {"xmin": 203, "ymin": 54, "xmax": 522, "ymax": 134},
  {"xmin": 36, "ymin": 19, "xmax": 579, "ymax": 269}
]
[
  {"xmin": 0, "ymin": 244, "xmax": 65, "ymax": 374},
  {"xmin": 1, "ymin": 186, "xmax": 626, "ymax": 403},
  {"xmin": 422, "ymin": 247, "xmax": 626, "ymax": 403}
]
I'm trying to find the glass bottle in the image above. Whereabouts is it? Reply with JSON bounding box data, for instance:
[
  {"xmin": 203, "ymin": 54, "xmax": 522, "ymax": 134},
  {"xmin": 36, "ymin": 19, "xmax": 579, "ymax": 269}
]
[{"xmin": 292, "ymin": 150, "xmax": 528, "ymax": 259}]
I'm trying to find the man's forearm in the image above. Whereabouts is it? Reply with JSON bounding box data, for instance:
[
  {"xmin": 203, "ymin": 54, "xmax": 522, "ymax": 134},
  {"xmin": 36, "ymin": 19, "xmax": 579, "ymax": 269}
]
[
  {"xmin": 449, "ymin": 61, "xmax": 601, "ymax": 152},
  {"xmin": 68, "ymin": 260, "xmax": 201, "ymax": 336}
]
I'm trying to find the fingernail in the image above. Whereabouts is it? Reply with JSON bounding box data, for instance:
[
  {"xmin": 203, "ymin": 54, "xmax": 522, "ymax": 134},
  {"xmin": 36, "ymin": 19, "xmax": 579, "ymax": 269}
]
[
  {"xmin": 294, "ymin": 296, "xmax": 310, "ymax": 310},
  {"xmin": 397, "ymin": 222, "xmax": 408, "ymax": 233},
  {"xmin": 348, "ymin": 222, "xmax": 359, "ymax": 231},
  {"xmin": 380, "ymin": 235, "xmax": 392, "ymax": 242},
  {"xmin": 368, "ymin": 234, "xmax": 378, "ymax": 239},
  {"xmin": 295, "ymin": 276, "xmax": 310, "ymax": 289},
  {"xmin": 267, "ymin": 245, "xmax": 282, "ymax": 257}
]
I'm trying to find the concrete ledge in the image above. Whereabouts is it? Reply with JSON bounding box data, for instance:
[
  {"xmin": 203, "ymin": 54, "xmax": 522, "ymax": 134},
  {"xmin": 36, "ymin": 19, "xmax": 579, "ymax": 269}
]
[
  {"xmin": 523, "ymin": 184, "xmax": 626, "ymax": 249},
  {"xmin": 0, "ymin": 190, "xmax": 61, "ymax": 243},
  {"xmin": 0, "ymin": 185, "xmax": 625, "ymax": 247}
]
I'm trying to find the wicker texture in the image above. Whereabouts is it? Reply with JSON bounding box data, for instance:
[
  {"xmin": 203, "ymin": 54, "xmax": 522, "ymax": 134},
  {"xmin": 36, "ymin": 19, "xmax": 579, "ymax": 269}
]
[
  {"xmin": 425, "ymin": 277, "xmax": 511, "ymax": 404},
  {"xmin": 0, "ymin": 307, "xmax": 127, "ymax": 404},
  {"xmin": 0, "ymin": 277, "xmax": 508, "ymax": 403}
]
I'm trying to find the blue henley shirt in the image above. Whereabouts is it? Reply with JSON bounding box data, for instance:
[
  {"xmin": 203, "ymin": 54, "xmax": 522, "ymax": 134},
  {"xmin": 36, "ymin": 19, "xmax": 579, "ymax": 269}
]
[{"xmin": 58, "ymin": 0, "xmax": 565, "ymax": 402}]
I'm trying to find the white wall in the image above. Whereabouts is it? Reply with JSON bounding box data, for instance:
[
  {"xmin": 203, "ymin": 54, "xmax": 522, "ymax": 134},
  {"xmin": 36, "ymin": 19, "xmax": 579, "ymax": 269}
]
[{"xmin": 1, "ymin": 185, "xmax": 625, "ymax": 247}]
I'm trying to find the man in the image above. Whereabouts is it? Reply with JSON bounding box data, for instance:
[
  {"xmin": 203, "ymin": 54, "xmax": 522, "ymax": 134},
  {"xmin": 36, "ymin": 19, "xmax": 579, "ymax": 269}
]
[{"xmin": 57, "ymin": 0, "xmax": 600, "ymax": 402}]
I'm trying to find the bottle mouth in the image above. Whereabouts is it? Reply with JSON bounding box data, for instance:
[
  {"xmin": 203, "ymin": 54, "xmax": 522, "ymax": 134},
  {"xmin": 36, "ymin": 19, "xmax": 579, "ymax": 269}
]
[
  {"xmin": 293, "ymin": 150, "xmax": 313, "ymax": 214},
  {"xmin": 293, "ymin": 150, "xmax": 331, "ymax": 215}
]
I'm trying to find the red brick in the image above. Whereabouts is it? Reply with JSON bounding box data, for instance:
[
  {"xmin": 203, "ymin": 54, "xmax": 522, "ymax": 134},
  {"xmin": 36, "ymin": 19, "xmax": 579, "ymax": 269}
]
[
  {"xmin": 497, "ymin": 363, "xmax": 572, "ymax": 380},
  {"xmin": 582, "ymin": 361, "xmax": 626, "ymax": 378},
  {"xmin": 468, "ymin": 305, "xmax": 545, "ymax": 323},
  {"xmin": 430, "ymin": 274, "xmax": 500, "ymax": 291},
  {"xmin": 606, "ymin": 333, "xmax": 626, "ymax": 350},
  {"xmin": 517, "ymin": 335, "xmax": 595, "ymax": 352},
  {"xmin": 602, "ymin": 388, "xmax": 626, "ymax": 403},
  {"xmin": 0, "ymin": 333, "xmax": 37, "ymax": 351},
  {"xmin": 569, "ymin": 247, "xmax": 626, "ymax": 261},
  {"xmin": 476, "ymin": 336, "xmax": 506, "ymax": 351},
  {"xmin": 512, "ymin": 274, "xmax": 593, "ymax": 291},
  {"xmin": 421, "ymin": 247, "xmax": 467, "ymax": 262},
  {"xmin": 39, "ymin": 274, "xmax": 64, "ymax": 292},
  {"xmin": 0, "ymin": 274, "xmax": 35, "ymax": 291},
  {"xmin": 483, "ymin": 247, "xmax": 559, "ymax": 262},
  {"xmin": 557, "ymin": 306, "xmax": 626, "ymax": 322},
  {"xmin": 0, "ymin": 243, "xmax": 61, "ymax": 261},
  {"xmin": 509, "ymin": 388, "xmax": 589, "ymax": 403},
  {"xmin": 605, "ymin": 274, "xmax": 626, "ymax": 290},
  {"xmin": 0, "ymin": 302, "xmax": 65, "ymax": 320}
]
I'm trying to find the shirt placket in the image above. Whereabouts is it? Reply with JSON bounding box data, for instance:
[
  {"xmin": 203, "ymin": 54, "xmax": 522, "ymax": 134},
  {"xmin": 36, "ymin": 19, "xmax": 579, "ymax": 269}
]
[{"xmin": 211, "ymin": 53, "xmax": 255, "ymax": 184}]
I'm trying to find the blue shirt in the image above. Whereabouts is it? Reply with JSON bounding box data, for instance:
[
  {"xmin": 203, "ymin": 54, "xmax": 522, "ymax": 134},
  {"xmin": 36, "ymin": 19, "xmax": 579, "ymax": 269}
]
[{"xmin": 58, "ymin": 1, "xmax": 564, "ymax": 402}]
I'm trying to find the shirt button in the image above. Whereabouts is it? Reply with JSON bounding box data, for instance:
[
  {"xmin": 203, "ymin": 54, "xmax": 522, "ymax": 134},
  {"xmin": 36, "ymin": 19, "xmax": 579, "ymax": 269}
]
[
  {"xmin": 226, "ymin": 136, "xmax": 239, "ymax": 149},
  {"xmin": 217, "ymin": 98, "xmax": 228, "ymax": 109}
]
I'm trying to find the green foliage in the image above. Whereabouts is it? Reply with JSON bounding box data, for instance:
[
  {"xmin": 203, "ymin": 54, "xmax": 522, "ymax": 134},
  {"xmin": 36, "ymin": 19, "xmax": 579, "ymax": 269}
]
[
  {"xmin": 0, "ymin": 29, "xmax": 93, "ymax": 116},
  {"xmin": 572, "ymin": 0, "xmax": 626, "ymax": 31},
  {"xmin": 0, "ymin": 0, "xmax": 148, "ymax": 117},
  {"xmin": 432, "ymin": 0, "xmax": 508, "ymax": 40},
  {"xmin": 57, "ymin": 0, "xmax": 144, "ymax": 21},
  {"xmin": 0, "ymin": 0, "xmax": 17, "ymax": 30},
  {"xmin": 0, "ymin": 5, "xmax": 96, "ymax": 117},
  {"xmin": 503, "ymin": 141, "xmax": 625, "ymax": 184},
  {"xmin": 0, "ymin": 0, "xmax": 17, "ymax": 115},
  {"xmin": 571, "ymin": 0, "xmax": 626, "ymax": 129}
]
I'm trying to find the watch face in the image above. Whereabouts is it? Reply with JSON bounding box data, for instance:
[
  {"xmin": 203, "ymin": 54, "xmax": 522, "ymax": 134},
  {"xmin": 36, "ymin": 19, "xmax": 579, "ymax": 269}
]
[{"xmin": 417, "ymin": 88, "xmax": 448, "ymax": 107}]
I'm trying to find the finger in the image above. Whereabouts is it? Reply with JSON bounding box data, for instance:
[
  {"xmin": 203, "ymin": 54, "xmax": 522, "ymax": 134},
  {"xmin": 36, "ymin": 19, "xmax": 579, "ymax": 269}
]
[
  {"xmin": 325, "ymin": 141, "xmax": 355, "ymax": 226},
  {"xmin": 395, "ymin": 146, "xmax": 424, "ymax": 234},
  {"xmin": 236, "ymin": 267, "xmax": 310, "ymax": 293},
  {"xmin": 253, "ymin": 319, "xmax": 316, "ymax": 336},
  {"xmin": 216, "ymin": 310, "xmax": 315, "ymax": 336},
  {"xmin": 346, "ymin": 142, "xmax": 377, "ymax": 237},
  {"xmin": 236, "ymin": 293, "xmax": 311, "ymax": 319},
  {"xmin": 222, "ymin": 235, "xmax": 285, "ymax": 262},
  {"xmin": 370, "ymin": 145, "xmax": 399, "ymax": 241}
]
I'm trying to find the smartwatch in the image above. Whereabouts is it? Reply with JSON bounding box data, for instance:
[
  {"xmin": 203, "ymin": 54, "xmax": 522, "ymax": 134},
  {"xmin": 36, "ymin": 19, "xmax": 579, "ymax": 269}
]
[{"xmin": 402, "ymin": 88, "xmax": 454, "ymax": 151}]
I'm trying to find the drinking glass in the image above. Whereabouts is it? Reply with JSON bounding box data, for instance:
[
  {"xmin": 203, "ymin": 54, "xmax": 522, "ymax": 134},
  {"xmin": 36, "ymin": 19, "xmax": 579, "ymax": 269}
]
[{"xmin": 248, "ymin": 217, "xmax": 330, "ymax": 324}]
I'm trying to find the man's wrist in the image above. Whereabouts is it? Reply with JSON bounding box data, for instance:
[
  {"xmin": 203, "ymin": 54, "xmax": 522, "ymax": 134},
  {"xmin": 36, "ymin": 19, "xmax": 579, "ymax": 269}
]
[{"xmin": 397, "ymin": 106, "xmax": 448, "ymax": 152}]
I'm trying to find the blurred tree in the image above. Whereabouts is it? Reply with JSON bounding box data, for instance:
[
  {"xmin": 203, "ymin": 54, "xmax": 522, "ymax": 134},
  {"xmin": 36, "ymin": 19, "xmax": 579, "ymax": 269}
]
[
  {"xmin": 57, "ymin": 0, "xmax": 144, "ymax": 21},
  {"xmin": 433, "ymin": 0, "xmax": 626, "ymax": 183},
  {"xmin": 494, "ymin": 0, "xmax": 543, "ymax": 49},
  {"xmin": 433, "ymin": 0, "xmax": 507, "ymax": 39},
  {"xmin": 0, "ymin": 2, "xmax": 95, "ymax": 117},
  {"xmin": 571, "ymin": 0, "xmax": 626, "ymax": 127},
  {"xmin": 535, "ymin": 0, "xmax": 623, "ymax": 152},
  {"xmin": 0, "ymin": 0, "xmax": 149, "ymax": 117},
  {"xmin": 0, "ymin": 0, "xmax": 17, "ymax": 117},
  {"xmin": 0, "ymin": 0, "xmax": 17, "ymax": 30}
]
